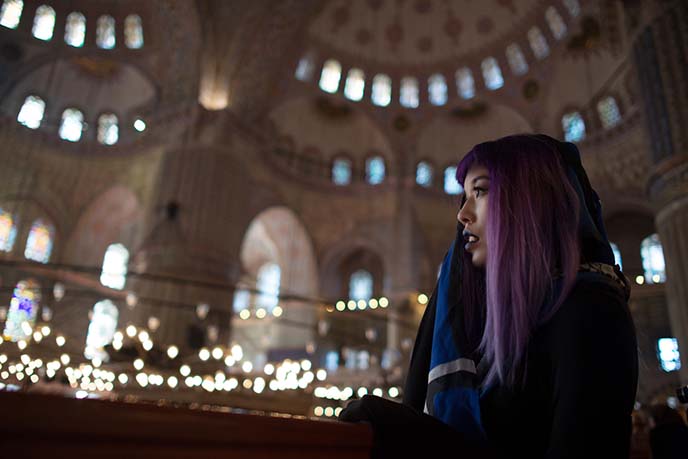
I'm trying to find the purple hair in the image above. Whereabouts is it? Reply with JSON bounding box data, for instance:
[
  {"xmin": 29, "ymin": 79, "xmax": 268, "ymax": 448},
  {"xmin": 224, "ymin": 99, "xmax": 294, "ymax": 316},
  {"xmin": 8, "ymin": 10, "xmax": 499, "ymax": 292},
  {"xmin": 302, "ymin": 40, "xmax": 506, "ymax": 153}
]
[{"xmin": 456, "ymin": 134, "xmax": 581, "ymax": 389}]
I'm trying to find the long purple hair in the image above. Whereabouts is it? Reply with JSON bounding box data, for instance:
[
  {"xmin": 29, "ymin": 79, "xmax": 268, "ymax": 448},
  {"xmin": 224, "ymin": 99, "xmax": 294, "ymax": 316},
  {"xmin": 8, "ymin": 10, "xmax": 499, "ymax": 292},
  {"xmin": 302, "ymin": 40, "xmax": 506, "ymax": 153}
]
[{"xmin": 456, "ymin": 134, "xmax": 581, "ymax": 389}]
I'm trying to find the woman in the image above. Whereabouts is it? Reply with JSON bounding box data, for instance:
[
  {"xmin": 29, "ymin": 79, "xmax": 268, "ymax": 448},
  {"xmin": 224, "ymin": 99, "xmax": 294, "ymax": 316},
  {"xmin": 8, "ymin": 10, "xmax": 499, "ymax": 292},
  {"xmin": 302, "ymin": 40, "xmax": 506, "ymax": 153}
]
[{"xmin": 339, "ymin": 135, "xmax": 638, "ymax": 458}]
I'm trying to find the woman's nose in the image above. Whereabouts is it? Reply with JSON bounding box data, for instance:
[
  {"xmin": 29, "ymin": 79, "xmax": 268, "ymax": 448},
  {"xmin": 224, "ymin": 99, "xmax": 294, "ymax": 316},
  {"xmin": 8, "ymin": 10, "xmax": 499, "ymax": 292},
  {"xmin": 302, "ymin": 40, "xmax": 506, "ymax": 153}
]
[{"xmin": 457, "ymin": 202, "xmax": 474, "ymax": 225}]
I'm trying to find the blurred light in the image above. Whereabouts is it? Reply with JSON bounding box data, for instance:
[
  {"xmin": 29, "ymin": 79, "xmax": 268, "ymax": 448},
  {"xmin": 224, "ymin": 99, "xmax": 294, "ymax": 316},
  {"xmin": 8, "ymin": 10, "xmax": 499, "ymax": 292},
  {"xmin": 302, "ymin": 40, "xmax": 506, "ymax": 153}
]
[
  {"xmin": 105, "ymin": 382, "xmax": 113, "ymax": 391},
  {"xmin": 316, "ymin": 369, "xmax": 327, "ymax": 381},
  {"xmin": 195, "ymin": 303, "xmax": 209, "ymax": 320},
  {"xmin": 253, "ymin": 377, "xmax": 265, "ymax": 393},
  {"xmin": 635, "ymin": 275, "xmax": 644, "ymax": 285},
  {"xmin": 138, "ymin": 330, "xmax": 149, "ymax": 342},
  {"xmin": 373, "ymin": 388, "xmax": 383, "ymax": 397},
  {"xmin": 417, "ymin": 293, "xmax": 428, "ymax": 305},
  {"xmin": 75, "ymin": 391, "xmax": 88, "ymax": 399},
  {"xmin": 147, "ymin": 316, "xmax": 160, "ymax": 331},
  {"xmin": 336, "ymin": 301, "xmax": 346, "ymax": 311},
  {"xmin": 357, "ymin": 387, "xmax": 368, "ymax": 397},
  {"xmin": 379, "ymin": 297, "xmax": 389, "ymax": 308},
  {"xmin": 133, "ymin": 359, "xmax": 144, "ymax": 370},
  {"xmin": 314, "ymin": 406, "xmax": 324, "ymax": 416},
  {"xmin": 167, "ymin": 376, "xmax": 178, "ymax": 388},
  {"xmin": 301, "ymin": 360, "xmax": 312, "ymax": 371},
  {"xmin": 652, "ymin": 274, "xmax": 660, "ymax": 283},
  {"xmin": 242, "ymin": 379, "xmax": 253, "ymax": 389},
  {"xmin": 126, "ymin": 325, "xmax": 137, "ymax": 337},
  {"xmin": 118, "ymin": 373, "xmax": 128, "ymax": 384},
  {"xmin": 199, "ymin": 348, "xmax": 210, "ymax": 361},
  {"xmin": 126, "ymin": 292, "xmax": 138, "ymax": 308},
  {"xmin": 92, "ymin": 357, "xmax": 102, "ymax": 368},
  {"xmin": 242, "ymin": 361, "xmax": 253, "ymax": 373},
  {"xmin": 41, "ymin": 326, "xmax": 51, "ymax": 336},
  {"xmin": 256, "ymin": 308, "xmax": 266, "ymax": 319},
  {"xmin": 33, "ymin": 332, "xmax": 43, "ymax": 342},
  {"xmin": 134, "ymin": 119, "xmax": 146, "ymax": 132},
  {"xmin": 389, "ymin": 387, "xmax": 400, "ymax": 398},
  {"xmin": 231, "ymin": 344, "xmax": 243, "ymax": 360},
  {"xmin": 113, "ymin": 331, "xmax": 123, "ymax": 342},
  {"xmin": 335, "ymin": 407, "xmax": 342, "ymax": 417},
  {"xmin": 21, "ymin": 322, "xmax": 32, "ymax": 335},
  {"xmin": 357, "ymin": 300, "xmax": 366, "ymax": 310},
  {"xmin": 112, "ymin": 340, "xmax": 122, "ymax": 350},
  {"xmin": 347, "ymin": 300, "xmax": 356, "ymax": 311},
  {"xmin": 224, "ymin": 355, "xmax": 235, "ymax": 367},
  {"xmin": 272, "ymin": 306, "xmax": 283, "ymax": 317},
  {"xmin": 142, "ymin": 340, "xmax": 153, "ymax": 351},
  {"xmin": 136, "ymin": 373, "xmax": 148, "ymax": 387},
  {"xmin": 369, "ymin": 298, "xmax": 378, "ymax": 309},
  {"xmin": 56, "ymin": 335, "xmax": 66, "ymax": 347},
  {"xmin": 53, "ymin": 283, "xmax": 66, "ymax": 301},
  {"xmin": 167, "ymin": 346, "xmax": 179, "ymax": 359},
  {"xmin": 239, "ymin": 310, "xmax": 250, "ymax": 320},
  {"xmin": 60, "ymin": 354, "xmax": 70, "ymax": 365},
  {"xmin": 264, "ymin": 364, "xmax": 275, "ymax": 375},
  {"xmin": 212, "ymin": 347, "xmax": 223, "ymax": 360},
  {"xmin": 180, "ymin": 365, "xmax": 191, "ymax": 376},
  {"xmin": 324, "ymin": 407, "xmax": 334, "ymax": 417},
  {"xmin": 20, "ymin": 354, "xmax": 30, "ymax": 365},
  {"xmin": 0, "ymin": 355, "xmax": 5, "ymax": 363}
]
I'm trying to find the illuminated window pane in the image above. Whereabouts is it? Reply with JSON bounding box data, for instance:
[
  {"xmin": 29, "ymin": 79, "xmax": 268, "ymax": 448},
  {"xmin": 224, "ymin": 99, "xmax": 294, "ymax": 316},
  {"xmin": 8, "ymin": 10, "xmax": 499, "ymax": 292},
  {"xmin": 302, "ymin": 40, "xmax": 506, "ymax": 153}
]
[
  {"xmin": 400, "ymin": 76, "xmax": 419, "ymax": 108},
  {"xmin": 506, "ymin": 43, "xmax": 528, "ymax": 76},
  {"xmin": 319, "ymin": 59, "xmax": 341, "ymax": 93},
  {"xmin": 65, "ymin": 12, "xmax": 85, "ymax": 47},
  {"xmin": 428, "ymin": 74, "xmax": 447, "ymax": 106},
  {"xmin": 100, "ymin": 243, "xmax": 129, "ymax": 290},
  {"xmin": 610, "ymin": 242, "xmax": 622, "ymax": 270},
  {"xmin": 546, "ymin": 7, "xmax": 567, "ymax": 40},
  {"xmin": 97, "ymin": 113, "xmax": 119, "ymax": 145},
  {"xmin": 0, "ymin": 208, "xmax": 17, "ymax": 252},
  {"xmin": 563, "ymin": 0, "xmax": 581, "ymax": 17},
  {"xmin": 416, "ymin": 161, "xmax": 433, "ymax": 187},
  {"xmin": 481, "ymin": 57, "xmax": 504, "ymax": 90},
  {"xmin": 256, "ymin": 263, "xmax": 280, "ymax": 312},
  {"xmin": 85, "ymin": 300, "xmax": 118, "ymax": 361},
  {"xmin": 32, "ymin": 5, "xmax": 55, "ymax": 40},
  {"xmin": 371, "ymin": 74, "xmax": 392, "ymax": 107},
  {"xmin": 295, "ymin": 54, "xmax": 315, "ymax": 81},
  {"xmin": 59, "ymin": 108, "xmax": 84, "ymax": 142},
  {"xmin": 2, "ymin": 279, "xmax": 40, "ymax": 342},
  {"xmin": 444, "ymin": 166, "xmax": 463, "ymax": 195},
  {"xmin": 455, "ymin": 68, "xmax": 475, "ymax": 99},
  {"xmin": 233, "ymin": 288, "xmax": 250, "ymax": 313},
  {"xmin": 96, "ymin": 15, "xmax": 115, "ymax": 49},
  {"xmin": 124, "ymin": 14, "xmax": 143, "ymax": 49},
  {"xmin": 344, "ymin": 68, "xmax": 365, "ymax": 101},
  {"xmin": 641, "ymin": 234, "xmax": 665, "ymax": 284},
  {"xmin": 528, "ymin": 27, "xmax": 550, "ymax": 59},
  {"xmin": 17, "ymin": 95, "xmax": 45, "ymax": 129},
  {"xmin": 658, "ymin": 338, "xmax": 681, "ymax": 372},
  {"xmin": 24, "ymin": 219, "xmax": 53, "ymax": 263},
  {"xmin": 357, "ymin": 350, "xmax": 370, "ymax": 370},
  {"xmin": 332, "ymin": 157, "xmax": 352, "ymax": 185},
  {"xmin": 325, "ymin": 351, "xmax": 339, "ymax": 371},
  {"xmin": 366, "ymin": 156, "xmax": 385, "ymax": 185},
  {"xmin": 562, "ymin": 111, "xmax": 586, "ymax": 142},
  {"xmin": 349, "ymin": 270, "xmax": 373, "ymax": 301},
  {"xmin": 597, "ymin": 96, "xmax": 622, "ymax": 129},
  {"xmin": 0, "ymin": 0, "xmax": 23, "ymax": 29}
]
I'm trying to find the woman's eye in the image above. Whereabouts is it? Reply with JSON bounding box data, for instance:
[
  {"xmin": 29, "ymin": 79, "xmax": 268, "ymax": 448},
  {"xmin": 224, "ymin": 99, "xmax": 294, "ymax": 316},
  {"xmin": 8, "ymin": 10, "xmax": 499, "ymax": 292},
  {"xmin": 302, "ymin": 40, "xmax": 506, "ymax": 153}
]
[{"xmin": 474, "ymin": 187, "xmax": 487, "ymax": 197}]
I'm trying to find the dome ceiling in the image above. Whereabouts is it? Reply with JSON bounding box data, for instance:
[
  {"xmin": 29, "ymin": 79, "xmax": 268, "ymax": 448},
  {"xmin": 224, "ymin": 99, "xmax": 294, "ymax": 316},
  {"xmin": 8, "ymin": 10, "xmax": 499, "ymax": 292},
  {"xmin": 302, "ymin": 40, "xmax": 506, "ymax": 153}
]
[{"xmin": 308, "ymin": 0, "xmax": 542, "ymax": 65}]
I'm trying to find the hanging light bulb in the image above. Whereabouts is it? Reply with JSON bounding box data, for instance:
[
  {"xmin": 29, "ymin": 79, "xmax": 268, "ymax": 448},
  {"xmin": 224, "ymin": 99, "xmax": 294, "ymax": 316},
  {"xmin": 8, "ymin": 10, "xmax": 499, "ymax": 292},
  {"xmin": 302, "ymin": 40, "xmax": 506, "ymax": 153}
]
[
  {"xmin": 147, "ymin": 316, "xmax": 160, "ymax": 331},
  {"xmin": 207, "ymin": 325, "xmax": 219, "ymax": 343},
  {"xmin": 306, "ymin": 341, "xmax": 317, "ymax": 355},
  {"xmin": 53, "ymin": 283, "xmax": 65, "ymax": 301},
  {"xmin": 41, "ymin": 306, "xmax": 53, "ymax": 322},
  {"xmin": 196, "ymin": 303, "xmax": 209, "ymax": 320},
  {"xmin": 365, "ymin": 327, "xmax": 378, "ymax": 342},
  {"xmin": 126, "ymin": 292, "xmax": 138, "ymax": 309}
]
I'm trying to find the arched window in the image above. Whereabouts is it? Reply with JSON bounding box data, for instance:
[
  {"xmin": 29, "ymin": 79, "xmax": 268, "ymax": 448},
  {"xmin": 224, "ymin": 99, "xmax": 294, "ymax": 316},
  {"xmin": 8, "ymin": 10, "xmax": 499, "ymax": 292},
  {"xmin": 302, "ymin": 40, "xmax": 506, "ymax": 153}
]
[
  {"xmin": 325, "ymin": 350, "xmax": 339, "ymax": 371},
  {"xmin": 319, "ymin": 59, "xmax": 341, "ymax": 93},
  {"xmin": 357, "ymin": 350, "xmax": 370, "ymax": 370},
  {"xmin": 0, "ymin": 208, "xmax": 17, "ymax": 252},
  {"xmin": 562, "ymin": 111, "xmax": 586, "ymax": 142},
  {"xmin": 59, "ymin": 108, "xmax": 84, "ymax": 142},
  {"xmin": 84, "ymin": 299, "xmax": 118, "ymax": 361},
  {"xmin": 444, "ymin": 166, "xmax": 462, "ymax": 195},
  {"xmin": 96, "ymin": 15, "xmax": 115, "ymax": 49},
  {"xmin": 365, "ymin": 156, "xmax": 385, "ymax": 185},
  {"xmin": 100, "ymin": 243, "xmax": 129, "ymax": 290},
  {"xmin": 2, "ymin": 279, "xmax": 40, "ymax": 342},
  {"xmin": 256, "ymin": 263, "xmax": 280, "ymax": 312},
  {"xmin": 124, "ymin": 14, "xmax": 143, "ymax": 49},
  {"xmin": 506, "ymin": 43, "xmax": 528, "ymax": 76},
  {"xmin": 0, "ymin": 0, "xmax": 23, "ymax": 29},
  {"xmin": 546, "ymin": 7, "xmax": 567, "ymax": 40},
  {"xmin": 428, "ymin": 74, "xmax": 447, "ymax": 106},
  {"xmin": 563, "ymin": 0, "xmax": 581, "ymax": 17},
  {"xmin": 657, "ymin": 338, "xmax": 681, "ymax": 372},
  {"xmin": 294, "ymin": 54, "xmax": 315, "ymax": 81},
  {"xmin": 610, "ymin": 242, "xmax": 622, "ymax": 270},
  {"xmin": 597, "ymin": 96, "xmax": 622, "ymax": 129},
  {"xmin": 641, "ymin": 233, "xmax": 665, "ymax": 284},
  {"xmin": 349, "ymin": 269, "xmax": 373, "ymax": 301},
  {"xmin": 17, "ymin": 95, "xmax": 45, "ymax": 129},
  {"xmin": 65, "ymin": 12, "xmax": 85, "ymax": 47},
  {"xmin": 455, "ymin": 67, "xmax": 475, "ymax": 99},
  {"xmin": 97, "ymin": 113, "xmax": 119, "ymax": 145},
  {"xmin": 31, "ymin": 5, "xmax": 55, "ymax": 41},
  {"xmin": 416, "ymin": 161, "xmax": 433, "ymax": 187},
  {"xmin": 371, "ymin": 74, "xmax": 392, "ymax": 107},
  {"xmin": 400, "ymin": 76, "xmax": 419, "ymax": 108},
  {"xmin": 24, "ymin": 219, "xmax": 53, "ymax": 263},
  {"xmin": 481, "ymin": 57, "xmax": 504, "ymax": 90},
  {"xmin": 332, "ymin": 157, "xmax": 352, "ymax": 185},
  {"xmin": 528, "ymin": 27, "xmax": 550, "ymax": 59},
  {"xmin": 344, "ymin": 68, "xmax": 365, "ymax": 101},
  {"xmin": 232, "ymin": 288, "xmax": 250, "ymax": 313}
]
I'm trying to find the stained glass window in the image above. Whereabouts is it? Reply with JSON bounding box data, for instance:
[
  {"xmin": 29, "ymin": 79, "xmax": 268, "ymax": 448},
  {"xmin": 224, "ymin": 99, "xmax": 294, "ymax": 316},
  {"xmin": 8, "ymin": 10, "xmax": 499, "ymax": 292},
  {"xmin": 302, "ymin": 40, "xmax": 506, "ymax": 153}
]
[
  {"xmin": 481, "ymin": 57, "xmax": 504, "ymax": 90},
  {"xmin": 546, "ymin": 7, "xmax": 567, "ymax": 40},
  {"xmin": 0, "ymin": 0, "xmax": 23, "ymax": 29},
  {"xmin": 2, "ymin": 279, "xmax": 40, "ymax": 342},
  {"xmin": 528, "ymin": 27, "xmax": 550, "ymax": 59},
  {"xmin": 256, "ymin": 263, "xmax": 280, "ymax": 312},
  {"xmin": 32, "ymin": 5, "xmax": 55, "ymax": 41},
  {"xmin": 84, "ymin": 300, "xmax": 118, "ymax": 361},
  {"xmin": 295, "ymin": 54, "xmax": 315, "ymax": 81},
  {"xmin": 65, "ymin": 12, "xmax": 85, "ymax": 47},
  {"xmin": 658, "ymin": 338, "xmax": 680, "ymax": 372},
  {"xmin": 232, "ymin": 288, "xmax": 250, "ymax": 313},
  {"xmin": 332, "ymin": 157, "xmax": 352, "ymax": 185},
  {"xmin": 428, "ymin": 74, "xmax": 447, "ymax": 106},
  {"xmin": 366, "ymin": 156, "xmax": 385, "ymax": 185},
  {"xmin": 641, "ymin": 233, "xmax": 665, "ymax": 284},
  {"xmin": 17, "ymin": 95, "xmax": 45, "ymax": 129},
  {"xmin": 96, "ymin": 15, "xmax": 115, "ymax": 49},
  {"xmin": 610, "ymin": 242, "xmax": 622, "ymax": 270},
  {"xmin": 344, "ymin": 68, "xmax": 365, "ymax": 101},
  {"xmin": 319, "ymin": 59, "xmax": 341, "ymax": 93},
  {"xmin": 124, "ymin": 14, "xmax": 143, "ymax": 49},
  {"xmin": 100, "ymin": 243, "xmax": 129, "ymax": 290},
  {"xmin": 24, "ymin": 219, "xmax": 53, "ymax": 263},
  {"xmin": 455, "ymin": 67, "xmax": 475, "ymax": 99},
  {"xmin": 400, "ymin": 77, "xmax": 419, "ymax": 108},
  {"xmin": 416, "ymin": 161, "xmax": 433, "ymax": 187},
  {"xmin": 0, "ymin": 208, "xmax": 17, "ymax": 252},
  {"xmin": 59, "ymin": 108, "xmax": 84, "ymax": 142},
  {"xmin": 372, "ymin": 74, "xmax": 392, "ymax": 107},
  {"xmin": 444, "ymin": 166, "xmax": 463, "ymax": 195},
  {"xmin": 349, "ymin": 270, "xmax": 373, "ymax": 301},
  {"xmin": 597, "ymin": 96, "xmax": 622, "ymax": 129},
  {"xmin": 563, "ymin": 0, "xmax": 581, "ymax": 18},
  {"xmin": 97, "ymin": 113, "xmax": 119, "ymax": 145},
  {"xmin": 506, "ymin": 43, "xmax": 528, "ymax": 76},
  {"xmin": 562, "ymin": 111, "xmax": 586, "ymax": 142}
]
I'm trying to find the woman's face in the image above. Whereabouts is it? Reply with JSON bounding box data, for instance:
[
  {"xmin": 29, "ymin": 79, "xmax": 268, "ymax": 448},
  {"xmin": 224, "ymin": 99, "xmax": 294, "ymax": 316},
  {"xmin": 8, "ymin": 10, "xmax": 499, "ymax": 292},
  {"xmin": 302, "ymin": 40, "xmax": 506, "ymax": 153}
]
[{"xmin": 457, "ymin": 164, "xmax": 490, "ymax": 268}]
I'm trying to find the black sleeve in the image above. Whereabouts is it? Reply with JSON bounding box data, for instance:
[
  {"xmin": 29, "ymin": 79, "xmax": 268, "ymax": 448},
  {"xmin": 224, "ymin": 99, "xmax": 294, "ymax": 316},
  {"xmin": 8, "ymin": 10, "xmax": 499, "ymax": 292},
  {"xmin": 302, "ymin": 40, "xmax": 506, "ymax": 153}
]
[{"xmin": 543, "ymin": 281, "xmax": 638, "ymax": 459}]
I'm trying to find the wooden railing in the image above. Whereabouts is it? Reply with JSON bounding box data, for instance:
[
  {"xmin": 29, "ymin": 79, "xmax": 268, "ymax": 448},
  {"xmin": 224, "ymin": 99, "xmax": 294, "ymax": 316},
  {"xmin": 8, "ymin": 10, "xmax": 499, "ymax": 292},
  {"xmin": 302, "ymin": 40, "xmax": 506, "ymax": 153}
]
[{"xmin": 0, "ymin": 391, "xmax": 372, "ymax": 458}]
